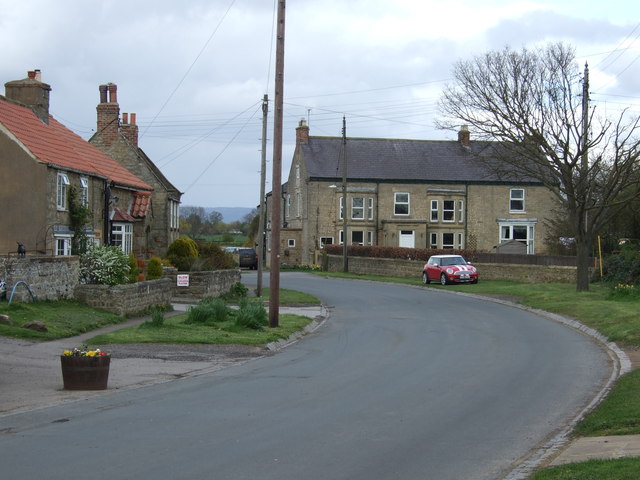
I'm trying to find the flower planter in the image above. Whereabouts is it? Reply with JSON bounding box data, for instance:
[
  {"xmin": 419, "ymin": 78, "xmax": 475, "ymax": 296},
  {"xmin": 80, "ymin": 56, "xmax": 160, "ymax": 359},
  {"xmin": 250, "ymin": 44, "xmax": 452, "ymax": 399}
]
[{"xmin": 60, "ymin": 355, "xmax": 110, "ymax": 390}]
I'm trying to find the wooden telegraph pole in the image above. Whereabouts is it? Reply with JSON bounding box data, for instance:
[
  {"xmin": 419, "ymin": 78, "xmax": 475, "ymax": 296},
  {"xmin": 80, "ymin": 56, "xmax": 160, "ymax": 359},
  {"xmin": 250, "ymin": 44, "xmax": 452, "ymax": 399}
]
[
  {"xmin": 269, "ymin": 0, "xmax": 286, "ymax": 328},
  {"xmin": 257, "ymin": 94, "xmax": 268, "ymax": 298}
]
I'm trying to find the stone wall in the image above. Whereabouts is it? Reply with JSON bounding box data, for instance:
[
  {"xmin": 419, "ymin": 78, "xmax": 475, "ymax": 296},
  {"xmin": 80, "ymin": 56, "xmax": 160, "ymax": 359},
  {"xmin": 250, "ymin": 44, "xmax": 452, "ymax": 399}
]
[
  {"xmin": 165, "ymin": 269, "xmax": 241, "ymax": 303},
  {"xmin": 0, "ymin": 256, "xmax": 79, "ymax": 301},
  {"xmin": 324, "ymin": 254, "xmax": 578, "ymax": 283},
  {"xmin": 74, "ymin": 278, "xmax": 173, "ymax": 316}
]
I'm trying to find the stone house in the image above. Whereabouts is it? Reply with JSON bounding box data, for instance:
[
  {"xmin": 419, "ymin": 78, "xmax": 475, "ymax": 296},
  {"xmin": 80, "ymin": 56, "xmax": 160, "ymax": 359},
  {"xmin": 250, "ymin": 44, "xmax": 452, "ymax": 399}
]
[
  {"xmin": 0, "ymin": 70, "xmax": 153, "ymax": 257},
  {"xmin": 265, "ymin": 120, "xmax": 559, "ymax": 266},
  {"xmin": 89, "ymin": 83, "xmax": 181, "ymax": 257}
]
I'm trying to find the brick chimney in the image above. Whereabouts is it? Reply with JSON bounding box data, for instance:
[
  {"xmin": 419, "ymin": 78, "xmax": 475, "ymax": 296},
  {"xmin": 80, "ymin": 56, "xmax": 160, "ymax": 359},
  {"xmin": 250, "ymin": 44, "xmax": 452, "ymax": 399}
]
[
  {"xmin": 296, "ymin": 119, "xmax": 309, "ymax": 145},
  {"xmin": 4, "ymin": 70, "xmax": 52, "ymax": 124},
  {"xmin": 96, "ymin": 83, "xmax": 119, "ymax": 147},
  {"xmin": 120, "ymin": 112, "xmax": 139, "ymax": 147},
  {"xmin": 458, "ymin": 125, "xmax": 470, "ymax": 147}
]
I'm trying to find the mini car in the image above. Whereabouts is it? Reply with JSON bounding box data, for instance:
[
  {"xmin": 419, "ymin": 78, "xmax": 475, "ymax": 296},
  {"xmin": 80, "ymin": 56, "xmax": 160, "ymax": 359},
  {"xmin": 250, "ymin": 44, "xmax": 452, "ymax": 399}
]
[{"xmin": 422, "ymin": 254, "xmax": 478, "ymax": 285}]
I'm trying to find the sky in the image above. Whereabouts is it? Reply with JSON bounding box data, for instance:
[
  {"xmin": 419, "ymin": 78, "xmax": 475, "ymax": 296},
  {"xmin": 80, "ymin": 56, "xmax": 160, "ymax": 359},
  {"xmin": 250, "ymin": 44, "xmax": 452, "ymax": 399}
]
[{"xmin": 2, "ymin": 0, "xmax": 640, "ymax": 209}]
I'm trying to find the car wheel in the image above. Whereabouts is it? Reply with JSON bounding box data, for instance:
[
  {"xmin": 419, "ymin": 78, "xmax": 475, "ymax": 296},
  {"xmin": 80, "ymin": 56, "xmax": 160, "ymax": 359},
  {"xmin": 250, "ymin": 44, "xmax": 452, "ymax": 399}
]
[
  {"xmin": 440, "ymin": 273, "xmax": 448, "ymax": 286},
  {"xmin": 422, "ymin": 272, "xmax": 430, "ymax": 284}
]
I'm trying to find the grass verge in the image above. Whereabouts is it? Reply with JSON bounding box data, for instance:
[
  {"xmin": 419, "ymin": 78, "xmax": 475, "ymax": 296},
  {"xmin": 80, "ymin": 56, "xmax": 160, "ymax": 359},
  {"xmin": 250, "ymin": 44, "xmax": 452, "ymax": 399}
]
[{"xmin": 529, "ymin": 457, "xmax": 640, "ymax": 480}]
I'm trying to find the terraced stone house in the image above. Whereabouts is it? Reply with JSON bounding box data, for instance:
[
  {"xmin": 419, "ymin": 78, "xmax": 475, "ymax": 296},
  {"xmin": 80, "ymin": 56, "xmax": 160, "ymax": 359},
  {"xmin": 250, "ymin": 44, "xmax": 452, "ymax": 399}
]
[{"xmin": 265, "ymin": 120, "xmax": 559, "ymax": 266}]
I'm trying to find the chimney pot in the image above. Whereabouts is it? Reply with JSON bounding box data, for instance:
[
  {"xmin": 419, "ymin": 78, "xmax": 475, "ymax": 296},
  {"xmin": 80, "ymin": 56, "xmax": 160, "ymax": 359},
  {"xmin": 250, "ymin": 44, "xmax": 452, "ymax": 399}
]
[
  {"xmin": 107, "ymin": 83, "xmax": 118, "ymax": 104},
  {"xmin": 34, "ymin": 69, "xmax": 42, "ymax": 81},
  {"xmin": 130, "ymin": 113, "xmax": 136, "ymax": 125},
  {"xmin": 122, "ymin": 112, "xmax": 129, "ymax": 124},
  {"xmin": 458, "ymin": 125, "xmax": 470, "ymax": 147},
  {"xmin": 296, "ymin": 118, "xmax": 309, "ymax": 145},
  {"xmin": 27, "ymin": 71, "xmax": 36, "ymax": 80},
  {"xmin": 99, "ymin": 84, "xmax": 108, "ymax": 103}
]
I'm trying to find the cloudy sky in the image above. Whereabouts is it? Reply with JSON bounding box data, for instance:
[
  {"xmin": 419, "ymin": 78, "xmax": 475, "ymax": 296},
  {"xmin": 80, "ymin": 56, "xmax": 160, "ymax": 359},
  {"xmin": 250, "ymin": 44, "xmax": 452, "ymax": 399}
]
[{"xmin": 2, "ymin": 0, "xmax": 640, "ymax": 209}]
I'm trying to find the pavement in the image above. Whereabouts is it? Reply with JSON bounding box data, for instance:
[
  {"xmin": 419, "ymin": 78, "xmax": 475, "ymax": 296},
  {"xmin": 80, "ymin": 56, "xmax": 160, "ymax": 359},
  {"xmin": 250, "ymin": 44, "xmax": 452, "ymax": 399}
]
[{"xmin": 1, "ymin": 300, "xmax": 640, "ymax": 474}]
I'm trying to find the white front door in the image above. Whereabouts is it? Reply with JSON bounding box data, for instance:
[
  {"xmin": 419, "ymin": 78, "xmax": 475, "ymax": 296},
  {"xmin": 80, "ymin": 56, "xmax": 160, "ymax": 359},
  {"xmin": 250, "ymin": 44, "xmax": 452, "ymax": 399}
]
[{"xmin": 399, "ymin": 230, "xmax": 415, "ymax": 248}]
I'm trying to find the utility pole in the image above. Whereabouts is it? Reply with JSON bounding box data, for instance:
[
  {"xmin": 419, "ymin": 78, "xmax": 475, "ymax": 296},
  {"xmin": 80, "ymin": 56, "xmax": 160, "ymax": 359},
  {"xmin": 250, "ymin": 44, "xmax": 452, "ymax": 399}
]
[
  {"xmin": 341, "ymin": 115, "xmax": 348, "ymax": 272},
  {"xmin": 581, "ymin": 62, "xmax": 590, "ymax": 235},
  {"xmin": 269, "ymin": 0, "xmax": 285, "ymax": 328},
  {"xmin": 257, "ymin": 94, "xmax": 268, "ymax": 298}
]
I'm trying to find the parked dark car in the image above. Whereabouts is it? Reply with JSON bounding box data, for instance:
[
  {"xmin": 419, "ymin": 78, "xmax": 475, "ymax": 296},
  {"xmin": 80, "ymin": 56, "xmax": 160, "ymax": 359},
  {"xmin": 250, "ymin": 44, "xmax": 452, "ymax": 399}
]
[{"xmin": 238, "ymin": 247, "xmax": 259, "ymax": 270}]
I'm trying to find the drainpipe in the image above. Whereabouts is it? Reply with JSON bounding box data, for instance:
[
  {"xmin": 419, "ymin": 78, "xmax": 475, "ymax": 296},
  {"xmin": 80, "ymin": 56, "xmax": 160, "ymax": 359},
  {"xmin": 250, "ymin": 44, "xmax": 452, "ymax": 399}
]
[{"xmin": 104, "ymin": 181, "xmax": 111, "ymax": 246}]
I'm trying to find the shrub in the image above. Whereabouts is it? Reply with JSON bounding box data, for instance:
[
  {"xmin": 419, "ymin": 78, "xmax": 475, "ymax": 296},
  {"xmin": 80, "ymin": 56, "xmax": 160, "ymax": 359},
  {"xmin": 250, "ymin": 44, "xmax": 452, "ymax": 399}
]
[
  {"xmin": 141, "ymin": 305, "xmax": 166, "ymax": 328},
  {"xmin": 195, "ymin": 242, "xmax": 236, "ymax": 270},
  {"xmin": 167, "ymin": 237, "xmax": 199, "ymax": 271},
  {"xmin": 79, "ymin": 245, "xmax": 130, "ymax": 286},
  {"xmin": 323, "ymin": 244, "xmax": 479, "ymax": 262},
  {"xmin": 603, "ymin": 245, "xmax": 640, "ymax": 286},
  {"xmin": 127, "ymin": 253, "xmax": 140, "ymax": 283},
  {"xmin": 146, "ymin": 256, "xmax": 164, "ymax": 280},
  {"xmin": 185, "ymin": 298, "xmax": 229, "ymax": 324},
  {"xmin": 220, "ymin": 282, "xmax": 248, "ymax": 302},
  {"xmin": 234, "ymin": 300, "xmax": 268, "ymax": 330}
]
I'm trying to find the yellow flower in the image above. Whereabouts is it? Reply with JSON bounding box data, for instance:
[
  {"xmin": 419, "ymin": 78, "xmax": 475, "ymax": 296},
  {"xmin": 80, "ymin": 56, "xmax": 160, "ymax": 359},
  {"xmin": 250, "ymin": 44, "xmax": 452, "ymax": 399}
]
[
  {"xmin": 63, "ymin": 350, "xmax": 72, "ymax": 356},
  {"xmin": 86, "ymin": 351, "xmax": 96, "ymax": 357}
]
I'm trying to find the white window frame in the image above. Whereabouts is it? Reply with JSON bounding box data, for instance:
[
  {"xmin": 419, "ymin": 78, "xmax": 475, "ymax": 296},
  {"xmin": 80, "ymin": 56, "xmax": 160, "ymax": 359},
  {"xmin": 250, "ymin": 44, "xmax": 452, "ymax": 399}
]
[
  {"xmin": 499, "ymin": 221, "xmax": 536, "ymax": 254},
  {"xmin": 457, "ymin": 233, "xmax": 464, "ymax": 249},
  {"xmin": 80, "ymin": 177, "xmax": 89, "ymax": 207},
  {"xmin": 320, "ymin": 236, "xmax": 334, "ymax": 249},
  {"xmin": 458, "ymin": 200, "xmax": 464, "ymax": 223},
  {"xmin": 366, "ymin": 231, "xmax": 374, "ymax": 246},
  {"xmin": 443, "ymin": 200, "xmax": 455, "ymax": 223},
  {"xmin": 285, "ymin": 195, "xmax": 291, "ymax": 218},
  {"xmin": 510, "ymin": 188, "xmax": 525, "ymax": 212},
  {"xmin": 351, "ymin": 230, "xmax": 364, "ymax": 245},
  {"xmin": 430, "ymin": 200, "xmax": 438, "ymax": 222},
  {"xmin": 394, "ymin": 192, "xmax": 410, "ymax": 216},
  {"xmin": 57, "ymin": 172, "xmax": 70, "ymax": 210},
  {"xmin": 170, "ymin": 200, "xmax": 180, "ymax": 229},
  {"xmin": 339, "ymin": 196, "xmax": 344, "ymax": 220},
  {"xmin": 351, "ymin": 197, "xmax": 364, "ymax": 220},
  {"xmin": 430, "ymin": 232, "xmax": 438, "ymax": 249},
  {"xmin": 367, "ymin": 198, "xmax": 374, "ymax": 220},
  {"xmin": 296, "ymin": 192, "xmax": 301, "ymax": 218},
  {"xmin": 288, "ymin": 238, "xmax": 296, "ymax": 248},
  {"xmin": 55, "ymin": 236, "xmax": 71, "ymax": 256},
  {"xmin": 442, "ymin": 232, "xmax": 455, "ymax": 249},
  {"xmin": 112, "ymin": 222, "xmax": 133, "ymax": 254}
]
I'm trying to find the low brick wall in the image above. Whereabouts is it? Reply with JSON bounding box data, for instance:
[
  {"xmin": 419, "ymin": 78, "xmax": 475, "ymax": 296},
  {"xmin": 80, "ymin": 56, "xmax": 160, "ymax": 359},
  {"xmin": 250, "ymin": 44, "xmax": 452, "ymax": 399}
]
[
  {"xmin": 325, "ymin": 255, "xmax": 578, "ymax": 283},
  {"xmin": 165, "ymin": 269, "xmax": 241, "ymax": 303},
  {"xmin": 74, "ymin": 278, "xmax": 174, "ymax": 316},
  {"xmin": 0, "ymin": 256, "xmax": 79, "ymax": 302}
]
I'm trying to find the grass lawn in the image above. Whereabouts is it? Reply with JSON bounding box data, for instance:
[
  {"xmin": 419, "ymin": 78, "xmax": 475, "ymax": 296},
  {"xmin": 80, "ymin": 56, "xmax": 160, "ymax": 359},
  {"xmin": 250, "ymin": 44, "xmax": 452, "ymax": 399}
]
[
  {"xmin": 529, "ymin": 457, "xmax": 640, "ymax": 480},
  {"xmin": 0, "ymin": 300, "xmax": 126, "ymax": 340},
  {"xmin": 88, "ymin": 312, "xmax": 313, "ymax": 346}
]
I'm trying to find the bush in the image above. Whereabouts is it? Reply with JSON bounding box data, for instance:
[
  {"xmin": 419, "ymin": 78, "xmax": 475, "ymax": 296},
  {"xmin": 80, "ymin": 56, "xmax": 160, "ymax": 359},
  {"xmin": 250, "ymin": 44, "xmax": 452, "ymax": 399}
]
[
  {"xmin": 127, "ymin": 253, "xmax": 140, "ymax": 283},
  {"xmin": 323, "ymin": 244, "xmax": 479, "ymax": 262},
  {"xmin": 167, "ymin": 237, "xmax": 199, "ymax": 271},
  {"xmin": 220, "ymin": 282, "xmax": 248, "ymax": 302},
  {"xmin": 234, "ymin": 300, "xmax": 268, "ymax": 330},
  {"xmin": 141, "ymin": 305, "xmax": 165, "ymax": 328},
  {"xmin": 185, "ymin": 298, "xmax": 229, "ymax": 324},
  {"xmin": 146, "ymin": 256, "xmax": 164, "ymax": 280},
  {"xmin": 79, "ymin": 245, "xmax": 130, "ymax": 286},
  {"xmin": 195, "ymin": 242, "xmax": 236, "ymax": 270},
  {"xmin": 603, "ymin": 245, "xmax": 640, "ymax": 286}
]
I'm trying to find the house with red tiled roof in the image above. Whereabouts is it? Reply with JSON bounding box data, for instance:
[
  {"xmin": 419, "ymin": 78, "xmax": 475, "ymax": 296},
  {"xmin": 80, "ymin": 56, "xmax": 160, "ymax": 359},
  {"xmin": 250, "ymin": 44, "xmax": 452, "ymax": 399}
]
[
  {"xmin": 89, "ymin": 83, "xmax": 181, "ymax": 257},
  {"xmin": 0, "ymin": 70, "xmax": 153, "ymax": 257}
]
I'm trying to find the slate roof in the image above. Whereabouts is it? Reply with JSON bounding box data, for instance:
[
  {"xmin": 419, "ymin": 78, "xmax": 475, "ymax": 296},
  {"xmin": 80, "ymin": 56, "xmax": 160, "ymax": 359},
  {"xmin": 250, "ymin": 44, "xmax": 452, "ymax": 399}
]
[
  {"xmin": 0, "ymin": 96, "xmax": 152, "ymax": 191},
  {"xmin": 301, "ymin": 136, "xmax": 536, "ymax": 184}
]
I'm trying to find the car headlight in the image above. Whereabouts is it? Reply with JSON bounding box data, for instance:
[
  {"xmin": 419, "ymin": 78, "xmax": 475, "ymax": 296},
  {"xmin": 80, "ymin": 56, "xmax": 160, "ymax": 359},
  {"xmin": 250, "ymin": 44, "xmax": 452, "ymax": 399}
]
[{"xmin": 446, "ymin": 268, "xmax": 454, "ymax": 274}]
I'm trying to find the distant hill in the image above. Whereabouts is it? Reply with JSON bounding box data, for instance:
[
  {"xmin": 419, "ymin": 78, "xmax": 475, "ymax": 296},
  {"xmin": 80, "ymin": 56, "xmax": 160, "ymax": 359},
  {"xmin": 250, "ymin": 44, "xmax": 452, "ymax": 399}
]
[{"xmin": 206, "ymin": 207, "xmax": 253, "ymax": 223}]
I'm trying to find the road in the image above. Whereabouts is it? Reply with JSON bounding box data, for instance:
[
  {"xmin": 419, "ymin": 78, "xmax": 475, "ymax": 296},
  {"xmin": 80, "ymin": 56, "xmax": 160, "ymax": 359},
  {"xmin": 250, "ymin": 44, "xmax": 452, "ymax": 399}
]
[{"xmin": 0, "ymin": 273, "xmax": 610, "ymax": 479}]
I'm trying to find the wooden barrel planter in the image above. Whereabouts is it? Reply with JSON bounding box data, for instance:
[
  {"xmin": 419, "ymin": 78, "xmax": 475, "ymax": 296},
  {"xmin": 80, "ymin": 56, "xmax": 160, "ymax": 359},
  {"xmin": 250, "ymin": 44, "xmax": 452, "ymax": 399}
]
[{"xmin": 60, "ymin": 355, "xmax": 111, "ymax": 390}]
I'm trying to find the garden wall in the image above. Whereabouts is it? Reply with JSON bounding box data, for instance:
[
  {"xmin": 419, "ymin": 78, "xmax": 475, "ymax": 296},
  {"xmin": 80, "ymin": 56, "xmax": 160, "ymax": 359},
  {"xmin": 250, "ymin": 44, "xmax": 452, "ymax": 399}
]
[
  {"xmin": 324, "ymin": 254, "xmax": 578, "ymax": 283},
  {"xmin": 164, "ymin": 269, "xmax": 241, "ymax": 303},
  {"xmin": 0, "ymin": 256, "xmax": 79, "ymax": 301},
  {"xmin": 74, "ymin": 278, "xmax": 173, "ymax": 316}
]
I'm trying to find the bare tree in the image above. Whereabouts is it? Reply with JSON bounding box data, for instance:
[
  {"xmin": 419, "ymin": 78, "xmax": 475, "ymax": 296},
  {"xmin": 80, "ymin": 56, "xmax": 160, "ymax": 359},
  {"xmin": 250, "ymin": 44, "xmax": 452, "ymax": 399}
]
[{"xmin": 438, "ymin": 43, "xmax": 640, "ymax": 291}]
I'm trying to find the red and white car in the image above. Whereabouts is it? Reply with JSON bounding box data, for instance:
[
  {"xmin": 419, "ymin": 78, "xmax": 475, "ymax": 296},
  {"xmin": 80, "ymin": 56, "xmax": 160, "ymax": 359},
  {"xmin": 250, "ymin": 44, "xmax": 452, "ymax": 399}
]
[{"xmin": 422, "ymin": 254, "xmax": 478, "ymax": 285}]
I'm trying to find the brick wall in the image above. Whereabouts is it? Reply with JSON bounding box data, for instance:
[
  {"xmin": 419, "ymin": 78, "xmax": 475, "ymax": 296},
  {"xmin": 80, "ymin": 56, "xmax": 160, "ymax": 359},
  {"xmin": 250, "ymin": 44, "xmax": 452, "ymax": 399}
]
[
  {"xmin": 324, "ymin": 254, "xmax": 578, "ymax": 283},
  {"xmin": 0, "ymin": 256, "xmax": 79, "ymax": 301},
  {"xmin": 75, "ymin": 278, "xmax": 173, "ymax": 316}
]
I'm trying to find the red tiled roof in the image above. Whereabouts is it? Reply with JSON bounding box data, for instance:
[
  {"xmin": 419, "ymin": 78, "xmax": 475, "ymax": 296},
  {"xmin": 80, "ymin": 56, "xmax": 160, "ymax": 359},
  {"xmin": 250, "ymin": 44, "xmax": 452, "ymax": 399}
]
[
  {"xmin": 112, "ymin": 207, "xmax": 136, "ymax": 222},
  {"xmin": 0, "ymin": 97, "xmax": 152, "ymax": 191},
  {"xmin": 130, "ymin": 191, "xmax": 151, "ymax": 218}
]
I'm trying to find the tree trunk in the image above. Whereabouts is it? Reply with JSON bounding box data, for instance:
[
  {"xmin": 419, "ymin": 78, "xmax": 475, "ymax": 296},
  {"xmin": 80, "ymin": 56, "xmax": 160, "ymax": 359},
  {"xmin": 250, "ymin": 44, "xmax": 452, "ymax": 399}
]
[{"xmin": 575, "ymin": 235, "xmax": 593, "ymax": 292}]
